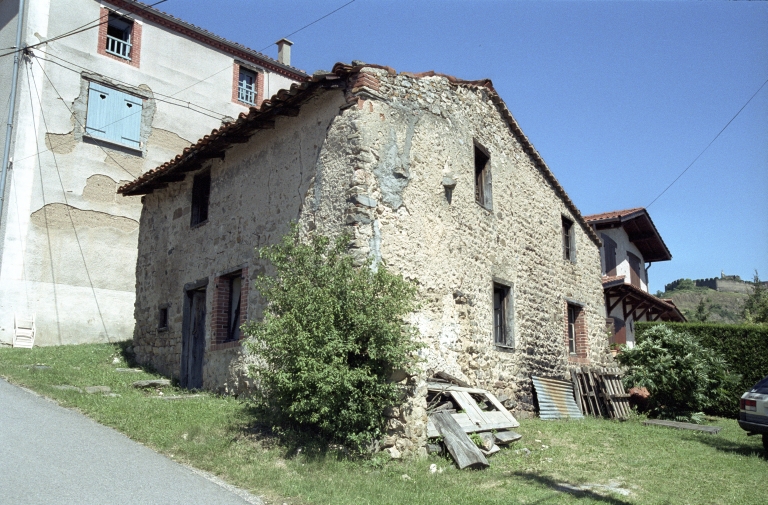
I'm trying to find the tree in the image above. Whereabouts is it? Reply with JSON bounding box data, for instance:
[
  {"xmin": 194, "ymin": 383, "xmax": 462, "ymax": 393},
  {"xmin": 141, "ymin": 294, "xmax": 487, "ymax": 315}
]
[
  {"xmin": 243, "ymin": 226, "xmax": 420, "ymax": 451},
  {"xmin": 692, "ymin": 298, "xmax": 710, "ymax": 322},
  {"xmin": 742, "ymin": 271, "xmax": 768, "ymax": 324},
  {"xmin": 675, "ymin": 278, "xmax": 696, "ymax": 291},
  {"xmin": 616, "ymin": 325, "xmax": 739, "ymax": 419}
]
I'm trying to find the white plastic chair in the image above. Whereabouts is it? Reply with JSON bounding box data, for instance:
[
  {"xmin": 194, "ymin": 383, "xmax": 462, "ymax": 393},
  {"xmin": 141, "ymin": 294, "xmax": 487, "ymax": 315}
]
[{"xmin": 13, "ymin": 314, "xmax": 36, "ymax": 348}]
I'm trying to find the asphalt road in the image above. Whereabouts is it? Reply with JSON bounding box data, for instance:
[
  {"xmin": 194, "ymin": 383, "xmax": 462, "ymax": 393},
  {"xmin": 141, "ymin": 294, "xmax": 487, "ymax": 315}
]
[{"xmin": 0, "ymin": 378, "xmax": 262, "ymax": 505}]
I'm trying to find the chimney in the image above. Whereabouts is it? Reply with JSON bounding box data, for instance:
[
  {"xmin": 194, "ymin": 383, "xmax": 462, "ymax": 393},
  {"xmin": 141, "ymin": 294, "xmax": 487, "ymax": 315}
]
[{"xmin": 276, "ymin": 38, "xmax": 293, "ymax": 66}]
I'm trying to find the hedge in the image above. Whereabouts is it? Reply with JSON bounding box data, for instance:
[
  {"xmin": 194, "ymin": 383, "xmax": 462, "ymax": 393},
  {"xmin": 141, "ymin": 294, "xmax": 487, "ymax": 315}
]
[{"xmin": 635, "ymin": 322, "xmax": 768, "ymax": 418}]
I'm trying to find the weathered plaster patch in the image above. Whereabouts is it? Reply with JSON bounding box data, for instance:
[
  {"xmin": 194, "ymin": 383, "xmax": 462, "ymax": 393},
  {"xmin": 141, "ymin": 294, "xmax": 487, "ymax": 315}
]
[
  {"xmin": 148, "ymin": 128, "xmax": 193, "ymax": 153},
  {"xmin": 373, "ymin": 109, "xmax": 421, "ymax": 209},
  {"xmin": 82, "ymin": 174, "xmax": 119, "ymax": 203},
  {"xmin": 103, "ymin": 150, "xmax": 145, "ymax": 177},
  {"xmin": 45, "ymin": 131, "xmax": 77, "ymax": 154},
  {"xmin": 82, "ymin": 174, "xmax": 140, "ymax": 205},
  {"xmin": 30, "ymin": 203, "xmax": 138, "ymax": 233}
]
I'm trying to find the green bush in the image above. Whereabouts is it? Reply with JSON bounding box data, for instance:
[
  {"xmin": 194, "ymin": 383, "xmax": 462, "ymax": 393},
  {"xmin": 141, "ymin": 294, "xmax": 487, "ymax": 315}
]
[
  {"xmin": 243, "ymin": 226, "xmax": 420, "ymax": 452},
  {"xmin": 617, "ymin": 325, "xmax": 739, "ymax": 420},
  {"xmin": 636, "ymin": 321, "xmax": 768, "ymax": 417}
]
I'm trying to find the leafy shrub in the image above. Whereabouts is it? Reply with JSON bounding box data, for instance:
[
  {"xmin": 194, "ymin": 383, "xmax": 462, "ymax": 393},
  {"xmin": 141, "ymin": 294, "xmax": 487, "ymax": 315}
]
[
  {"xmin": 636, "ymin": 321, "xmax": 768, "ymax": 417},
  {"xmin": 617, "ymin": 325, "xmax": 739, "ymax": 420},
  {"xmin": 243, "ymin": 226, "xmax": 420, "ymax": 452}
]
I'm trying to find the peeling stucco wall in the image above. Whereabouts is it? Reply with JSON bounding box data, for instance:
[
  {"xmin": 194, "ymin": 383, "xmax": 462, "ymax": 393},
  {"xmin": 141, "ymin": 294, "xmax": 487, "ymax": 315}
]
[{"xmin": 133, "ymin": 67, "xmax": 609, "ymax": 457}]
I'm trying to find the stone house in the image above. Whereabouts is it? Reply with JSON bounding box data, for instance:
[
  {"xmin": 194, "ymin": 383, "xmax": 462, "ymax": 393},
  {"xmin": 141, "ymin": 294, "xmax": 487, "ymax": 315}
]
[
  {"xmin": 0, "ymin": 0, "xmax": 306, "ymax": 346},
  {"xmin": 120, "ymin": 62, "xmax": 611, "ymax": 454},
  {"xmin": 583, "ymin": 208, "xmax": 685, "ymax": 347}
]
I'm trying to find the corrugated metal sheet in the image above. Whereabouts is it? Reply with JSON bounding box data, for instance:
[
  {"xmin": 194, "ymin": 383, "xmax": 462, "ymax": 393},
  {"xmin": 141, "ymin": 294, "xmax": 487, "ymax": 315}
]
[{"xmin": 532, "ymin": 376, "xmax": 584, "ymax": 420}]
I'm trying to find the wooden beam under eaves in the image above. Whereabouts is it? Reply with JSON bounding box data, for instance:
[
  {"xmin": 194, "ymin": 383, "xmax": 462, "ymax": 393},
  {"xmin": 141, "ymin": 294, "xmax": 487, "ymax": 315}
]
[
  {"xmin": 273, "ymin": 106, "xmax": 301, "ymax": 117},
  {"xmin": 195, "ymin": 151, "xmax": 226, "ymax": 160},
  {"xmin": 223, "ymin": 136, "xmax": 252, "ymax": 143},
  {"xmin": 607, "ymin": 291, "xmax": 630, "ymax": 314},
  {"xmin": 158, "ymin": 174, "xmax": 186, "ymax": 183}
]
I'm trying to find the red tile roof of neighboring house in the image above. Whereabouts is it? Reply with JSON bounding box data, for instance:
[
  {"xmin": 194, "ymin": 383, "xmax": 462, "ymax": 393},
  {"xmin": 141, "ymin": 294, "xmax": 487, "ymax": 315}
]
[
  {"xmin": 583, "ymin": 208, "xmax": 645, "ymax": 223},
  {"xmin": 107, "ymin": 0, "xmax": 308, "ymax": 80},
  {"xmin": 602, "ymin": 275, "xmax": 626, "ymax": 286},
  {"xmin": 118, "ymin": 62, "xmax": 601, "ymax": 246},
  {"xmin": 584, "ymin": 207, "xmax": 672, "ymax": 263}
]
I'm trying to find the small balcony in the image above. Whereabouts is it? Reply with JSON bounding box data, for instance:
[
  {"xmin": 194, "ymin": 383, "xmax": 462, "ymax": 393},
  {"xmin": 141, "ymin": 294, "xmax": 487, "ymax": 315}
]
[
  {"xmin": 106, "ymin": 34, "xmax": 132, "ymax": 60},
  {"xmin": 238, "ymin": 82, "xmax": 256, "ymax": 106}
]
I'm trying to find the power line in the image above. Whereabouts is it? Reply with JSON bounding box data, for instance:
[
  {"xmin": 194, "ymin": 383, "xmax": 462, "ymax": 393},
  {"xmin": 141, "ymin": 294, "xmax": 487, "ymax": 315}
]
[
  {"xmin": 646, "ymin": 76, "xmax": 768, "ymax": 209},
  {"xmin": 36, "ymin": 50, "xmax": 229, "ymax": 120},
  {"xmin": 27, "ymin": 58, "xmax": 112, "ymax": 342},
  {"xmin": 259, "ymin": 0, "xmax": 357, "ymax": 51},
  {"xmin": 24, "ymin": 62, "xmax": 63, "ymax": 343},
  {"xmin": 32, "ymin": 57, "xmax": 139, "ymax": 181},
  {"xmin": 0, "ymin": 0, "xmax": 170, "ymax": 59},
  {"xmin": 169, "ymin": 62, "xmax": 236, "ymax": 98}
]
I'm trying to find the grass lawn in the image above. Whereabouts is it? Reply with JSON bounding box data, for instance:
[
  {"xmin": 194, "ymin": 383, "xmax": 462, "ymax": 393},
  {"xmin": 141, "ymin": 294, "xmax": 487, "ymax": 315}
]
[{"xmin": 1, "ymin": 342, "xmax": 765, "ymax": 505}]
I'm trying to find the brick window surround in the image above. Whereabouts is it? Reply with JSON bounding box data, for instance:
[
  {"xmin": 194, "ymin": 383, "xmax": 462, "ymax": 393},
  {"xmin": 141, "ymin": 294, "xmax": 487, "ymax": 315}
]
[
  {"xmin": 210, "ymin": 267, "xmax": 248, "ymax": 351},
  {"xmin": 232, "ymin": 63, "xmax": 265, "ymax": 107},
  {"xmin": 97, "ymin": 7, "xmax": 141, "ymax": 68},
  {"xmin": 565, "ymin": 302, "xmax": 589, "ymax": 364}
]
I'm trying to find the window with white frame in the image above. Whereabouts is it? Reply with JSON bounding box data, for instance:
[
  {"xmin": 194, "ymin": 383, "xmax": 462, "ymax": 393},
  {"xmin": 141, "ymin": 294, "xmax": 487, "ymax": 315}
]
[
  {"xmin": 106, "ymin": 13, "xmax": 133, "ymax": 60},
  {"xmin": 238, "ymin": 68, "xmax": 257, "ymax": 105},
  {"xmin": 85, "ymin": 82, "xmax": 143, "ymax": 149}
]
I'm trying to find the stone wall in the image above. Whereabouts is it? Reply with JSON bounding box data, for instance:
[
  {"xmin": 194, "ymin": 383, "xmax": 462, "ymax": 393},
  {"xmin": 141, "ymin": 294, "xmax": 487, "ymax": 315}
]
[
  {"xmin": 328, "ymin": 69, "xmax": 608, "ymax": 454},
  {"xmin": 132, "ymin": 90, "xmax": 349, "ymax": 393},
  {"xmin": 133, "ymin": 65, "xmax": 609, "ymax": 458}
]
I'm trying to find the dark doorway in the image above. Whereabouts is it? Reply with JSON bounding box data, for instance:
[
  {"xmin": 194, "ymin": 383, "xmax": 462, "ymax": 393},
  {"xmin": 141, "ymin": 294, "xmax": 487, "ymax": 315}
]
[{"xmin": 181, "ymin": 285, "xmax": 206, "ymax": 389}]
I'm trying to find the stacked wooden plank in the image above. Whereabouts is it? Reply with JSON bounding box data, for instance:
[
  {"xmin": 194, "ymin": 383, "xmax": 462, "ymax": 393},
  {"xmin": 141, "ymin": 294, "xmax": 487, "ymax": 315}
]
[
  {"xmin": 570, "ymin": 367, "xmax": 631, "ymax": 419},
  {"xmin": 426, "ymin": 378, "xmax": 521, "ymax": 470}
]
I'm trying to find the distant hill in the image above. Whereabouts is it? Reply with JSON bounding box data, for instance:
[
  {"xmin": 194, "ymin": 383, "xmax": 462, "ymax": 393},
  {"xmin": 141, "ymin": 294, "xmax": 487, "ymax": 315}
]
[{"xmin": 657, "ymin": 284, "xmax": 747, "ymax": 323}]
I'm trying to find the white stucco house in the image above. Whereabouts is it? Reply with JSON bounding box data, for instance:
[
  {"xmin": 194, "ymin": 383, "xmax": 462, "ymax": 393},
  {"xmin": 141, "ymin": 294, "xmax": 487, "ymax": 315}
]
[
  {"xmin": 584, "ymin": 207, "xmax": 685, "ymax": 347},
  {"xmin": 0, "ymin": 0, "xmax": 307, "ymax": 346}
]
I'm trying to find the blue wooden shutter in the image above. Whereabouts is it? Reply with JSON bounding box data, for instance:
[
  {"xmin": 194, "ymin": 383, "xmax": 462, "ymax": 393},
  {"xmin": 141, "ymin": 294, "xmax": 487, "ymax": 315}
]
[
  {"xmin": 85, "ymin": 82, "xmax": 112, "ymax": 138},
  {"xmin": 119, "ymin": 94, "xmax": 143, "ymax": 148},
  {"xmin": 85, "ymin": 82, "xmax": 143, "ymax": 148}
]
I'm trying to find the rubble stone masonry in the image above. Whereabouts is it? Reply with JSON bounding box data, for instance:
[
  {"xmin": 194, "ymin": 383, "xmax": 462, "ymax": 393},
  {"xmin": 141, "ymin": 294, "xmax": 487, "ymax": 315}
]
[{"xmin": 132, "ymin": 66, "xmax": 609, "ymax": 457}]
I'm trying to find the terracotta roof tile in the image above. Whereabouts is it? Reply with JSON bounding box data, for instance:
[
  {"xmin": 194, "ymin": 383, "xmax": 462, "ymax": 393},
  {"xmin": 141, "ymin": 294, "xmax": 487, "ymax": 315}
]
[
  {"xmin": 602, "ymin": 275, "xmax": 626, "ymax": 285},
  {"xmin": 583, "ymin": 208, "xmax": 645, "ymax": 222}
]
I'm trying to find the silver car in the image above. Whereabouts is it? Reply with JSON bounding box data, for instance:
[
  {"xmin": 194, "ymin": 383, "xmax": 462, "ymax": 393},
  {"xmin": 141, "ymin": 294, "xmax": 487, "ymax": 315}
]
[{"xmin": 738, "ymin": 375, "xmax": 768, "ymax": 452}]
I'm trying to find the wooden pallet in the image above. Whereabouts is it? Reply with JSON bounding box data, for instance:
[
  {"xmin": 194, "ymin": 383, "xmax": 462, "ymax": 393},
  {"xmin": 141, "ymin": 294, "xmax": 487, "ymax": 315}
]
[{"xmin": 571, "ymin": 367, "xmax": 630, "ymax": 419}]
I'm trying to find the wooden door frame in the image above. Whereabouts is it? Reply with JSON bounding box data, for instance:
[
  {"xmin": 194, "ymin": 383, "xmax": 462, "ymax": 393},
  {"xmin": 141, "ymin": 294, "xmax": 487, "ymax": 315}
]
[{"xmin": 181, "ymin": 277, "xmax": 208, "ymax": 389}]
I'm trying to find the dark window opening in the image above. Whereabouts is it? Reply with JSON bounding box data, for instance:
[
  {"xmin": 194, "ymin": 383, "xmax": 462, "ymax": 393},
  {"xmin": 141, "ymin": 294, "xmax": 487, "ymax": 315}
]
[
  {"xmin": 190, "ymin": 171, "xmax": 210, "ymax": 227},
  {"xmin": 562, "ymin": 217, "xmax": 575, "ymax": 262},
  {"xmin": 106, "ymin": 13, "xmax": 133, "ymax": 60},
  {"xmin": 493, "ymin": 283, "xmax": 513, "ymax": 347},
  {"xmin": 226, "ymin": 275, "xmax": 243, "ymax": 342},
  {"xmin": 601, "ymin": 233, "xmax": 617, "ymax": 276},
  {"xmin": 628, "ymin": 252, "xmax": 642, "ymax": 288},
  {"xmin": 567, "ymin": 303, "xmax": 580, "ymax": 354},
  {"xmin": 158, "ymin": 306, "xmax": 168, "ymax": 331},
  {"xmin": 474, "ymin": 144, "xmax": 492, "ymax": 209}
]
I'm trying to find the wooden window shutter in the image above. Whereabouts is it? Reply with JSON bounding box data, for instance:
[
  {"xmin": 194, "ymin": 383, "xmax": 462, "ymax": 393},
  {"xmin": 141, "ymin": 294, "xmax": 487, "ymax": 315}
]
[{"xmin": 85, "ymin": 82, "xmax": 143, "ymax": 148}]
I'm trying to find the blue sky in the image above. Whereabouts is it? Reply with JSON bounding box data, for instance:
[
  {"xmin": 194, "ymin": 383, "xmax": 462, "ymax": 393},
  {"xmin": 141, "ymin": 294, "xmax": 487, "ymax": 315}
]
[{"xmin": 161, "ymin": 0, "xmax": 768, "ymax": 293}]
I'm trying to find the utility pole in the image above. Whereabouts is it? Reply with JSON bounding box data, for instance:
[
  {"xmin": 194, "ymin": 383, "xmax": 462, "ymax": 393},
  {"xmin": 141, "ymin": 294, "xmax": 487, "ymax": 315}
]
[{"xmin": 0, "ymin": 0, "xmax": 26, "ymax": 227}]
